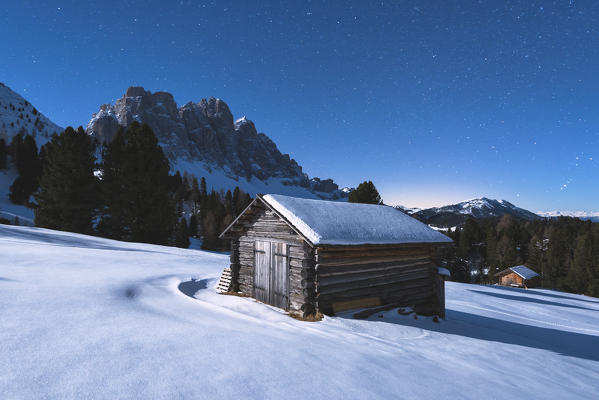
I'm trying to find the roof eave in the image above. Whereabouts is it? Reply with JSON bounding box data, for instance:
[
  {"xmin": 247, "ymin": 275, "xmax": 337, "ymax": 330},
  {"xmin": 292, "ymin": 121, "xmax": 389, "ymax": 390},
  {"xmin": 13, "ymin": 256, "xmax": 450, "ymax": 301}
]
[{"xmin": 315, "ymin": 240, "xmax": 452, "ymax": 249}]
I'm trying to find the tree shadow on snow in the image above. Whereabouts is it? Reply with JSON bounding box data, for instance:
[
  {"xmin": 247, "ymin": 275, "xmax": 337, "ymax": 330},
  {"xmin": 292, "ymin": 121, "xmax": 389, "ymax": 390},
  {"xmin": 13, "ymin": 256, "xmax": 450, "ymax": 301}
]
[
  {"xmin": 483, "ymin": 284, "xmax": 599, "ymax": 305},
  {"xmin": 467, "ymin": 289, "xmax": 599, "ymax": 312},
  {"xmin": 375, "ymin": 309, "xmax": 599, "ymax": 362}
]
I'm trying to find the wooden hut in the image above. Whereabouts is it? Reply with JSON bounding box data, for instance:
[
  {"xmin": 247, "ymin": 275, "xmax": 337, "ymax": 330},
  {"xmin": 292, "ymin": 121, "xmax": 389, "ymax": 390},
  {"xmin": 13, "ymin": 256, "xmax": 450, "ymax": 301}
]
[
  {"xmin": 219, "ymin": 194, "xmax": 453, "ymax": 317},
  {"xmin": 496, "ymin": 265, "xmax": 540, "ymax": 288}
]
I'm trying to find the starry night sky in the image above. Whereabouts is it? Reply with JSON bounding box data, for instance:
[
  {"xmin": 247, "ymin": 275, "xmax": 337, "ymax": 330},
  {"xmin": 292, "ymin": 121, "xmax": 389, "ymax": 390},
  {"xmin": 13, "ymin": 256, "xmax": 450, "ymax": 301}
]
[{"xmin": 1, "ymin": 1, "xmax": 598, "ymax": 211}]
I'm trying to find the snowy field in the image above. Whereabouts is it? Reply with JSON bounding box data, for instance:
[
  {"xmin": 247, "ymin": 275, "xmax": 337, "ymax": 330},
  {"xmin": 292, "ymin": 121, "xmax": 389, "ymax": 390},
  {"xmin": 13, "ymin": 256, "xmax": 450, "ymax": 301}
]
[{"xmin": 1, "ymin": 224, "xmax": 598, "ymax": 399}]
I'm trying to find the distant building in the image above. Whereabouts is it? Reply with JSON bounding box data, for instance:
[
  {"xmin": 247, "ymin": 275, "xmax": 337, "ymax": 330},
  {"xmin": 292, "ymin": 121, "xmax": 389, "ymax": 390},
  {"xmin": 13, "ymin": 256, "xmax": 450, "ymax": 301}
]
[
  {"xmin": 219, "ymin": 194, "xmax": 453, "ymax": 318},
  {"xmin": 496, "ymin": 265, "xmax": 540, "ymax": 288}
]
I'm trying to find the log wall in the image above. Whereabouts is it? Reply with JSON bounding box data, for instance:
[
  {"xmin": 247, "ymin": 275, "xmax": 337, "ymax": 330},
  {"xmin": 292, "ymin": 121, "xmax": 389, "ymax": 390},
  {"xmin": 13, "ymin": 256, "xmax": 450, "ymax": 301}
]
[{"xmin": 314, "ymin": 244, "xmax": 443, "ymax": 316}]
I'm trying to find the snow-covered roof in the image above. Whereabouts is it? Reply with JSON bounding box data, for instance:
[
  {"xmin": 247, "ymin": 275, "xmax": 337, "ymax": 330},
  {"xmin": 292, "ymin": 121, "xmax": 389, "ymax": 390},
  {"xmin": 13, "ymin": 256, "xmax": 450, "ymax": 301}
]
[
  {"xmin": 261, "ymin": 194, "xmax": 453, "ymax": 246},
  {"xmin": 509, "ymin": 265, "xmax": 540, "ymax": 280}
]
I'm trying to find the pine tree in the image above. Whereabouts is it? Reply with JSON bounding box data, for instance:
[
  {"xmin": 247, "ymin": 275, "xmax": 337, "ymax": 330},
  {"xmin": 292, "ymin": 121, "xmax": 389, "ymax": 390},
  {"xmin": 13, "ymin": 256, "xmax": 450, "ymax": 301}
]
[
  {"xmin": 201, "ymin": 210, "xmax": 218, "ymax": 250},
  {"xmin": 458, "ymin": 218, "xmax": 480, "ymax": 257},
  {"xmin": 200, "ymin": 176, "xmax": 207, "ymax": 198},
  {"xmin": 99, "ymin": 122, "xmax": 176, "ymax": 245},
  {"xmin": 526, "ymin": 235, "xmax": 544, "ymax": 275},
  {"xmin": 567, "ymin": 232, "xmax": 593, "ymax": 293},
  {"xmin": 34, "ymin": 127, "xmax": 97, "ymax": 233},
  {"xmin": 174, "ymin": 218, "xmax": 190, "ymax": 248},
  {"xmin": 191, "ymin": 177, "xmax": 200, "ymax": 213},
  {"xmin": 485, "ymin": 226, "xmax": 498, "ymax": 281},
  {"xmin": 348, "ymin": 181, "xmax": 382, "ymax": 204},
  {"xmin": 0, "ymin": 138, "xmax": 7, "ymax": 169},
  {"xmin": 232, "ymin": 186, "xmax": 241, "ymax": 215},
  {"xmin": 589, "ymin": 225, "xmax": 599, "ymax": 296},
  {"xmin": 9, "ymin": 134, "xmax": 41, "ymax": 204},
  {"xmin": 496, "ymin": 235, "xmax": 521, "ymax": 268},
  {"xmin": 189, "ymin": 214, "xmax": 198, "ymax": 237},
  {"xmin": 225, "ymin": 189, "xmax": 233, "ymax": 215}
]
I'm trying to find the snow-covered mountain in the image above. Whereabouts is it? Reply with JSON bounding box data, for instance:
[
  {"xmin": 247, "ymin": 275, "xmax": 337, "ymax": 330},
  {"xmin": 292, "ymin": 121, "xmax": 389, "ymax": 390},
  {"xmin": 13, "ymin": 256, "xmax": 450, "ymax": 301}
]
[
  {"xmin": 0, "ymin": 83, "xmax": 62, "ymax": 146},
  {"xmin": 537, "ymin": 210, "xmax": 599, "ymax": 222},
  {"xmin": 0, "ymin": 83, "xmax": 63, "ymax": 224},
  {"xmin": 413, "ymin": 197, "xmax": 541, "ymax": 227},
  {"xmin": 87, "ymin": 86, "xmax": 348, "ymax": 199},
  {"xmin": 395, "ymin": 205, "xmax": 422, "ymax": 214}
]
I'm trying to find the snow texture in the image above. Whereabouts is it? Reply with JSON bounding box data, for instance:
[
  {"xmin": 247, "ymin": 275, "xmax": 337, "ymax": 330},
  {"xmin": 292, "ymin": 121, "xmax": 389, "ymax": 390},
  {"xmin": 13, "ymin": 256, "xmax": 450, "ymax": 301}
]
[
  {"xmin": 510, "ymin": 265, "xmax": 540, "ymax": 280},
  {"xmin": 262, "ymin": 194, "xmax": 453, "ymax": 245},
  {"xmin": 1, "ymin": 224, "xmax": 598, "ymax": 399}
]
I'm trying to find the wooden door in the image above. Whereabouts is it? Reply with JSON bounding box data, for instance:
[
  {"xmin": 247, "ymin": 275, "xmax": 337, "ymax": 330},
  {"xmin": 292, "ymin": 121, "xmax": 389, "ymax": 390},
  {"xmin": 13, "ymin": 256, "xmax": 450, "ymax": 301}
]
[
  {"xmin": 254, "ymin": 240, "xmax": 289, "ymax": 309},
  {"xmin": 254, "ymin": 241, "xmax": 270, "ymax": 304},
  {"xmin": 270, "ymin": 242, "xmax": 289, "ymax": 309}
]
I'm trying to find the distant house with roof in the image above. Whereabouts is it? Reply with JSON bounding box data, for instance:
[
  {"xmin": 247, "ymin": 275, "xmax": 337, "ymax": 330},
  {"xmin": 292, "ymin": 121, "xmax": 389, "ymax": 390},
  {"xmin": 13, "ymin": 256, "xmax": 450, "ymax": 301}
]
[
  {"xmin": 496, "ymin": 265, "xmax": 540, "ymax": 288},
  {"xmin": 219, "ymin": 194, "xmax": 453, "ymax": 318}
]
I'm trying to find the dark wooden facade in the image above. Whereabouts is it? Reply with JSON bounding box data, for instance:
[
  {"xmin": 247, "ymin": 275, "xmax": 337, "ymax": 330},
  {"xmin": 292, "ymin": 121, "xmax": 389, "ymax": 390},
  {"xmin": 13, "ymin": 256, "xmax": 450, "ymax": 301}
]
[{"xmin": 221, "ymin": 197, "xmax": 448, "ymax": 318}]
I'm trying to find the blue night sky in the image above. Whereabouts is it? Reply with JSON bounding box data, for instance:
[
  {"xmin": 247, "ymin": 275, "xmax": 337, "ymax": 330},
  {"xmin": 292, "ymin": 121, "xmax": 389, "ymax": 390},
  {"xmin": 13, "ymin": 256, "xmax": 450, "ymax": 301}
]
[{"xmin": 1, "ymin": 1, "xmax": 598, "ymax": 211}]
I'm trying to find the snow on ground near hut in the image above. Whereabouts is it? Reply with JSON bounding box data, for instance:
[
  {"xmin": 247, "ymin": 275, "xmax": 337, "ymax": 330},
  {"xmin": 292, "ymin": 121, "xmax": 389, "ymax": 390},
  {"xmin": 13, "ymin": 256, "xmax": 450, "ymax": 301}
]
[{"xmin": 1, "ymin": 224, "xmax": 598, "ymax": 399}]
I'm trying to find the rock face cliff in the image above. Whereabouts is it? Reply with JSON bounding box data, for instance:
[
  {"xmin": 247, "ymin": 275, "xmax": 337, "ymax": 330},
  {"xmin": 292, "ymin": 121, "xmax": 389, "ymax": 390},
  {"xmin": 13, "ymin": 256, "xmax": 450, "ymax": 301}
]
[{"xmin": 87, "ymin": 87, "xmax": 347, "ymax": 199}]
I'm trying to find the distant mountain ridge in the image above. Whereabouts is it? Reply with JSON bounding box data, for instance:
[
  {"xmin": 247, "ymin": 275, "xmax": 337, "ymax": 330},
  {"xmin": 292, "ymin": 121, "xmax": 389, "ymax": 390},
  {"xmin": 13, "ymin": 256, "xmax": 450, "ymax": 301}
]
[
  {"xmin": 411, "ymin": 197, "xmax": 541, "ymax": 227},
  {"xmin": 86, "ymin": 86, "xmax": 348, "ymax": 199},
  {"xmin": 537, "ymin": 210, "xmax": 599, "ymax": 223},
  {"xmin": 0, "ymin": 83, "xmax": 62, "ymax": 146}
]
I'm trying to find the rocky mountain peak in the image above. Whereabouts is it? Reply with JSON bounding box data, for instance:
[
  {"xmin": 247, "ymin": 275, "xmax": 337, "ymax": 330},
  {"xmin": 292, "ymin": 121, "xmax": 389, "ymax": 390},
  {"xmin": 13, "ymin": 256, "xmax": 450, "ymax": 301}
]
[
  {"xmin": 198, "ymin": 97, "xmax": 233, "ymax": 133},
  {"xmin": 124, "ymin": 86, "xmax": 149, "ymax": 97},
  {"xmin": 86, "ymin": 87, "xmax": 347, "ymax": 200}
]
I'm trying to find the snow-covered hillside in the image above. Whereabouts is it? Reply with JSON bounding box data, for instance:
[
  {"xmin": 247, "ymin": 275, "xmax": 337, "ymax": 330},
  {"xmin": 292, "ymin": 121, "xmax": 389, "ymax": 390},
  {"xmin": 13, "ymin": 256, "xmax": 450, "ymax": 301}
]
[
  {"xmin": 1, "ymin": 224, "xmax": 598, "ymax": 399},
  {"xmin": 0, "ymin": 83, "xmax": 62, "ymax": 146}
]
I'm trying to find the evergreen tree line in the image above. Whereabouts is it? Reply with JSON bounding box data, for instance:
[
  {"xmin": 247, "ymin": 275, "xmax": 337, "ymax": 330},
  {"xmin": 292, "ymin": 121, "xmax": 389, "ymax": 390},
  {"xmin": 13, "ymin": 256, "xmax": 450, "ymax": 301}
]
[
  {"xmin": 2, "ymin": 132, "xmax": 42, "ymax": 204},
  {"xmin": 168, "ymin": 169, "xmax": 252, "ymax": 250},
  {"xmin": 0, "ymin": 138, "xmax": 8, "ymax": 170},
  {"xmin": 3, "ymin": 123, "xmax": 251, "ymax": 250},
  {"xmin": 443, "ymin": 214, "xmax": 599, "ymax": 296},
  {"xmin": 348, "ymin": 180, "xmax": 382, "ymax": 204}
]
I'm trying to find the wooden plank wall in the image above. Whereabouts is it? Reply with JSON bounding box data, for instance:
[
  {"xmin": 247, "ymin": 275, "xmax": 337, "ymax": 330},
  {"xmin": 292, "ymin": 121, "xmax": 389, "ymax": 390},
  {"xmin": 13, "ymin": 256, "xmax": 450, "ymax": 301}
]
[
  {"xmin": 229, "ymin": 202, "xmax": 316, "ymax": 313},
  {"xmin": 500, "ymin": 272, "xmax": 523, "ymax": 287},
  {"xmin": 314, "ymin": 244, "xmax": 442, "ymax": 315}
]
